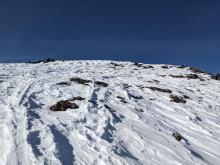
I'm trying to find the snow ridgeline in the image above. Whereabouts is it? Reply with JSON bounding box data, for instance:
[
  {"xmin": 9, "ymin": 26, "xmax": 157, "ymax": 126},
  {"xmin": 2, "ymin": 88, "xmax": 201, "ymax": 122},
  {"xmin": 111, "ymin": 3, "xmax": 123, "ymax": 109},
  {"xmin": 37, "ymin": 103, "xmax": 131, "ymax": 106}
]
[{"xmin": 0, "ymin": 60, "xmax": 219, "ymax": 165}]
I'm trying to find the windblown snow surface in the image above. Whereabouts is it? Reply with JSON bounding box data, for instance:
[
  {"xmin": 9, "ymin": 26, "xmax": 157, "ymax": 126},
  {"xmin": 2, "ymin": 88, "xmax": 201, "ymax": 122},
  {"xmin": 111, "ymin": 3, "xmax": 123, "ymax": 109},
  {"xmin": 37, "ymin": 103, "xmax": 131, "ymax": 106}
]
[{"xmin": 0, "ymin": 61, "xmax": 219, "ymax": 165}]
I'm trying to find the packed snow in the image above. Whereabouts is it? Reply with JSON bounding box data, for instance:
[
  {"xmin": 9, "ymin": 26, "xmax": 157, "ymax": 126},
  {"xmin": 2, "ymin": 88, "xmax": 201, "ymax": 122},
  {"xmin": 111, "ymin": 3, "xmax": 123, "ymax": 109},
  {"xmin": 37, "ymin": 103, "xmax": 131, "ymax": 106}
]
[{"xmin": 0, "ymin": 60, "xmax": 219, "ymax": 165}]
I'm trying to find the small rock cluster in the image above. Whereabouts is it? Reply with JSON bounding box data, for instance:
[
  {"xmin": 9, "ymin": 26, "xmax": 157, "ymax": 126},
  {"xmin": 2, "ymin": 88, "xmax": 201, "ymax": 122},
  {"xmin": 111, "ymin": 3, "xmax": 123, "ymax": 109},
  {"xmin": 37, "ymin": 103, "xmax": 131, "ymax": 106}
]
[
  {"xmin": 110, "ymin": 62, "xmax": 124, "ymax": 67},
  {"xmin": 186, "ymin": 74, "xmax": 199, "ymax": 79},
  {"xmin": 134, "ymin": 62, "xmax": 154, "ymax": 69},
  {"xmin": 51, "ymin": 77, "xmax": 109, "ymax": 112},
  {"xmin": 170, "ymin": 74, "xmax": 199, "ymax": 79},
  {"xmin": 189, "ymin": 67, "xmax": 206, "ymax": 74},
  {"xmin": 29, "ymin": 58, "xmax": 55, "ymax": 64},
  {"xmin": 170, "ymin": 95, "xmax": 187, "ymax": 104},
  {"xmin": 117, "ymin": 96, "xmax": 127, "ymax": 103}
]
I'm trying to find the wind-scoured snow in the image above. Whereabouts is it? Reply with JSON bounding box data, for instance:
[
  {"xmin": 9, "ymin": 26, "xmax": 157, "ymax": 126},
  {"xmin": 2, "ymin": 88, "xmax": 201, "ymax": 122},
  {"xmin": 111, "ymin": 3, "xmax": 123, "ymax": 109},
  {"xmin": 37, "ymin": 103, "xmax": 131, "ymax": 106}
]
[{"xmin": 0, "ymin": 61, "xmax": 219, "ymax": 165}]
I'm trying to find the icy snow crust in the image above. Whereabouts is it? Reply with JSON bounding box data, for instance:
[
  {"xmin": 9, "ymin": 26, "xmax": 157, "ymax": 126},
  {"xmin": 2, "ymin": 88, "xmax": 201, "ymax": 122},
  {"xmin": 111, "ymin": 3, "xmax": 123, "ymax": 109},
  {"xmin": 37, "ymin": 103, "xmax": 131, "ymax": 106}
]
[{"xmin": 0, "ymin": 60, "xmax": 219, "ymax": 165}]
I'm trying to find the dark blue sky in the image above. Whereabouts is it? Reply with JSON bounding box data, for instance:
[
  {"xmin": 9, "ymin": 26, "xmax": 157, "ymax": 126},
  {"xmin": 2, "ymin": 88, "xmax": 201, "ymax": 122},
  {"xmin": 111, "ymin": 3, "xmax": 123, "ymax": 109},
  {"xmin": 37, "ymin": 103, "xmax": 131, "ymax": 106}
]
[{"xmin": 0, "ymin": 0, "xmax": 219, "ymax": 73}]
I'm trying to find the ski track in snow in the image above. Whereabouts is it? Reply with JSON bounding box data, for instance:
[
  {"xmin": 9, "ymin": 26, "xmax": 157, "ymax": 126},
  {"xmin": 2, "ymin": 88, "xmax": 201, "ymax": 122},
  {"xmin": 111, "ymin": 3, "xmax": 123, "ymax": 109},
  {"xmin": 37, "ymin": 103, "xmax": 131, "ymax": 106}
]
[{"xmin": 0, "ymin": 61, "xmax": 219, "ymax": 165}]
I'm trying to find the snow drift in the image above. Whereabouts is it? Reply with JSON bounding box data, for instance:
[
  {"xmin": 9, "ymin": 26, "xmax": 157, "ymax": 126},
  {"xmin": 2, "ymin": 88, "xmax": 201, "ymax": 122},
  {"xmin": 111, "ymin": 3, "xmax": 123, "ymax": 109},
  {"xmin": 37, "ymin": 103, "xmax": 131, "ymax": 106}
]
[{"xmin": 0, "ymin": 61, "xmax": 219, "ymax": 165}]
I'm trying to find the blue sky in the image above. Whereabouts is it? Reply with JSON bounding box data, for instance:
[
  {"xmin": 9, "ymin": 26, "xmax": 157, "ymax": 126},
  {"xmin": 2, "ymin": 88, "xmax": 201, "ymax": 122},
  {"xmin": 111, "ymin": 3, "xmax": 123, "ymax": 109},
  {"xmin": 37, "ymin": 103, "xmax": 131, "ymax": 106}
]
[{"xmin": 0, "ymin": 0, "xmax": 219, "ymax": 73}]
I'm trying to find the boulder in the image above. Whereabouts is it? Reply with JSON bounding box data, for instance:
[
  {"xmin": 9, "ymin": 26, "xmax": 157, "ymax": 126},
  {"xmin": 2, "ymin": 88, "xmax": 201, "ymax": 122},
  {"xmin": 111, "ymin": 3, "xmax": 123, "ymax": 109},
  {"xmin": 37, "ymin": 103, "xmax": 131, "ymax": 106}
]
[
  {"xmin": 50, "ymin": 100, "xmax": 79, "ymax": 111},
  {"xmin": 172, "ymin": 132, "xmax": 183, "ymax": 141},
  {"xmin": 134, "ymin": 62, "xmax": 143, "ymax": 68},
  {"xmin": 161, "ymin": 65, "xmax": 169, "ymax": 69},
  {"xmin": 170, "ymin": 95, "xmax": 186, "ymax": 104},
  {"xmin": 95, "ymin": 81, "xmax": 108, "ymax": 87},
  {"xmin": 70, "ymin": 78, "xmax": 92, "ymax": 85}
]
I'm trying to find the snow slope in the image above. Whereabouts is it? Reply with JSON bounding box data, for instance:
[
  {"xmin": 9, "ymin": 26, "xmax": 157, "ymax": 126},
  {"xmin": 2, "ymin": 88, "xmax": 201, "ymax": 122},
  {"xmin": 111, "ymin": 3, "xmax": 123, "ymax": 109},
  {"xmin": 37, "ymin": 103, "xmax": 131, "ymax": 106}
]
[{"xmin": 0, "ymin": 60, "xmax": 219, "ymax": 165}]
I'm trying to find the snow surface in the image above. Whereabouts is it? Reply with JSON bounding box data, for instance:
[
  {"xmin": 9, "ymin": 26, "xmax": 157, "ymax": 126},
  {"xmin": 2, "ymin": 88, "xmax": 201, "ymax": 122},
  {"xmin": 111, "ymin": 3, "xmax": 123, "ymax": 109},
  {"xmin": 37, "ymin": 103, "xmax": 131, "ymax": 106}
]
[{"xmin": 0, "ymin": 60, "xmax": 219, "ymax": 165}]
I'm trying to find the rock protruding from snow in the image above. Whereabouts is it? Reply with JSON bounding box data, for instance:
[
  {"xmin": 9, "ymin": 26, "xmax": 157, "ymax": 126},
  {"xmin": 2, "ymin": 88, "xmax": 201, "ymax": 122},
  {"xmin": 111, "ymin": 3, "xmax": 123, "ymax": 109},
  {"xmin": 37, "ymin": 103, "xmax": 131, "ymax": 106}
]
[
  {"xmin": 70, "ymin": 77, "xmax": 92, "ymax": 85},
  {"xmin": 95, "ymin": 81, "xmax": 108, "ymax": 87},
  {"xmin": 170, "ymin": 94, "xmax": 187, "ymax": 104},
  {"xmin": 147, "ymin": 87, "xmax": 172, "ymax": 93},
  {"xmin": 186, "ymin": 74, "xmax": 199, "ymax": 79},
  {"xmin": 68, "ymin": 96, "xmax": 86, "ymax": 101},
  {"xmin": 172, "ymin": 132, "xmax": 183, "ymax": 141},
  {"xmin": 50, "ymin": 100, "xmax": 79, "ymax": 111}
]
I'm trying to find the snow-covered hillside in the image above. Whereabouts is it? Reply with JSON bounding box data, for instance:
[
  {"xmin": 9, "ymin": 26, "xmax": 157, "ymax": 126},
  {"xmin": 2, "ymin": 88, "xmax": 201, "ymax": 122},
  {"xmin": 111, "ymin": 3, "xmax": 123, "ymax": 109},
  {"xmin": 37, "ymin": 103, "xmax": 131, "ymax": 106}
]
[{"xmin": 0, "ymin": 60, "xmax": 219, "ymax": 165}]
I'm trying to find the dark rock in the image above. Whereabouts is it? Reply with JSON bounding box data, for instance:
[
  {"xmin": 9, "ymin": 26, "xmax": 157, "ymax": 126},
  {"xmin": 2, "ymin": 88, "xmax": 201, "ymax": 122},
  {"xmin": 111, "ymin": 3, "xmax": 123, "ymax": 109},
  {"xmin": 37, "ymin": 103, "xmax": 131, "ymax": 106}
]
[
  {"xmin": 153, "ymin": 79, "xmax": 160, "ymax": 83},
  {"xmin": 50, "ymin": 100, "xmax": 79, "ymax": 111},
  {"xmin": 29, "ymin": 60, "xmax": 43, "ymax": 64},
  {"xmin": 134, "ymin": 62, "xmax": 143, "ymax": 68},
  {"xmin": 161, "ymin": 65, "xmax": 169, "ymax": 69},
  {"xmin": 195, "ymin": 115, "xmax": 202, "ymax": 122},
  {"xmin": 184, "ymin": 88, "xmax": 194, "ymax": 92},
  {"xmin": 117, "ymin": 96, "xmax": 127, "ymax": 103},
  {"xmin": 95, "ymin": 81, "xmax": 108, "ymax": 87},
  {"xmin": 211, "ymin": 74, "xmax": 220, "ymax": 80},
  {"xmin": 189, "ymin": 67, "xmax": 206, "ymax": 74},
  {"xmin": 120, "ymin": 100, "xmax": 127, "ymax": 103},
  {"xmin": 68, "ymin": 96, "xmax": 86, "ymax": 101},
  {"xmin": 170, "ymin": 75, "xmax": 185, "ymax": 78},
  {"xmin": 117, "ymin": 96, "xmax": 125, "ymax": 100},
  {"xmin": 134, "ymin": 63, "xmax": 154, "ymax": 69},
  {"xmin": 170, "ymin": 95, "xmax": 186, "ymax": 104},
  {"xmin": 147, "ymin": 87, "xmax": 172, "ymax": 93},
  {"xmin": 135, "ymin": 108, "xmax": 144, "ymax": 112},
  {"xmin": 186, "ymin": 74, "xmax": 199, "ymax": 79},
  {"xmin": 136, "ymin": 85, "xmax": 145, "ymax": 90},
  {"xmin": 123, "ymin": 84, "xmax": 132, "ymax": 88},
  {"xmin": 183, "ymin": 95, "xmax": 190, "ymax": 99},
  {"xmin": 145, "ymin": 65, "xmax": 154, "ymax": 69},
  {"xmin": 128, "ymin": 93, "xmax": 143, "ymax": 99},
  {"xmin": 56, "ymin": 81, "xmax": 71, "ymax": 86},
  {"xmin": 142, "ymin": 65, "xmax": 154, "ymax": 69},
  {"xmin": 110, "ymin": 62, "xmax": 123, "ymax": 67},
  {"xmin": 158, "ymin": 75, "xmax": 166, "ymax": 77},
  {"xmin": 29, "ymin": 58, "xmax": 55, "ymax": 64},
  {"xmin": 172, "ymin": 132, "xmax": 183, "ymax": 141},
  {"xmin": 178, "ymin": 65, "xmax": 188, "ymax": 69},
  {"xmin": 70, "ymin": 78, "xmax": 92, "ymax": 85},
  {"xmin": 44, "ymin": 58, "xmax": 55, "ymax": 63},
  {"xmin": 170, "ymin": 74, "xmax": 200, "ymax": 79}
]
